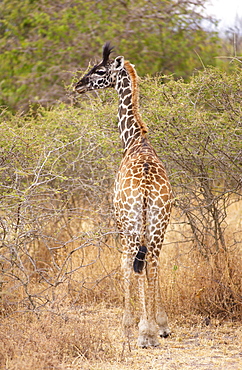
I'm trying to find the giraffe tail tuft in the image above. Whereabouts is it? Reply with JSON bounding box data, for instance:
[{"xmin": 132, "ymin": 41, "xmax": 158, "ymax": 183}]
[{"xmin": 133, "ymin": 245, "xmax": 148, "ymax": 273}]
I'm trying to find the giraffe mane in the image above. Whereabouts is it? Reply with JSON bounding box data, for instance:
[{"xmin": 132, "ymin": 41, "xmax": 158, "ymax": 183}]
[{"xmin": 124, "ymin": 61, "xmax": 148, "ymax": 135}]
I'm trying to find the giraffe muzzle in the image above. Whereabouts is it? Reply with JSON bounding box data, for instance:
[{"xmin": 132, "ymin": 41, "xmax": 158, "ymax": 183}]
[{"xmin": 74, "ymin": 83, "xmax": 88, "ymax": 94}]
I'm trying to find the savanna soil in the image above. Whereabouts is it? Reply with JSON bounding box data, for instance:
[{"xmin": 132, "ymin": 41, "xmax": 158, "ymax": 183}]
[{"xmin": 1, "ymin": 305, "xmax": 242, "ymax": 370}]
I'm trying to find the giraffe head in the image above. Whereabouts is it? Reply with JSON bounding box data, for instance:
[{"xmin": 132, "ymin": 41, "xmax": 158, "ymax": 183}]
[{"xmin": 75, "ymin": 42, "xmax": 124, "ymax": 94}]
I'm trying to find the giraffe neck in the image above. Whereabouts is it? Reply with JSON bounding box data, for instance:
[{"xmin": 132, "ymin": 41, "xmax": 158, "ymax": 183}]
[{"xmin": 115, "ymin": 61, "xmax": 148, "ymax": 150}]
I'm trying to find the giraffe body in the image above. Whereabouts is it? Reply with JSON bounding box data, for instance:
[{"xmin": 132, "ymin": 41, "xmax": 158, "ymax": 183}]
[{"xmin": 75, "ymin": 43, "xmax": 172, "ymax": 347}]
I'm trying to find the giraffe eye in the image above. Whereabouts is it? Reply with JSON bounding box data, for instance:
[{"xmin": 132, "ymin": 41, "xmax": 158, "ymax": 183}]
[{"xmin": 95, "ymin": 70, "xmax": 106, "ymax": 76}]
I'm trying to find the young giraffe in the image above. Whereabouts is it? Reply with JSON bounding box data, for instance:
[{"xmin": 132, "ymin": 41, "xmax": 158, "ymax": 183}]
[{"xmin": 74, "ymin": 43, "xmax": 173, "ymax": 347}]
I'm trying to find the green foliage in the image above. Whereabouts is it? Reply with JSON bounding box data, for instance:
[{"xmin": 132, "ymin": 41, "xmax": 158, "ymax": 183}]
[
  {"xmin": 0, "ymin": 100, "xmax": 120, "ymax": 200},
  {"xmin": 0, "ymin": 0, "xmax": 219, "ymax": 111},
  {"xmin": 1, "ymin": 65, "xmax": 241, "ymax": 257},
  {"xmin": 143, "ymin": 66, "xmax": 241, "ymax": 187},
  {"xmin": 141, "ymin": 66, "xmax": 241, "ymax": 256},
  {"xmin": 0, "ymin": 98, "xmax": 120, "ymax": 263}
]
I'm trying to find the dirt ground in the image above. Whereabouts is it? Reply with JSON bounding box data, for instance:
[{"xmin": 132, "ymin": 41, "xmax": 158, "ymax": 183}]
[
  {"xmin": 72, "ymin": 307, "xmax": 242, "ymax": 370},
  {"xmin": 2, "ymin": 305, "xmax": 241, "ymax": 370}
]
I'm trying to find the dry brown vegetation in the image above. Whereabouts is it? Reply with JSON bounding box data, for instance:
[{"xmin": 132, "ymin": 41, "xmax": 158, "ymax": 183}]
[
  {"xmin": 1, "ymin": 295, "xmax": 242, "ymax": 369},
  {"xmin": 1, "ymin": 202, "xmax": 242, "ymax": 369}
]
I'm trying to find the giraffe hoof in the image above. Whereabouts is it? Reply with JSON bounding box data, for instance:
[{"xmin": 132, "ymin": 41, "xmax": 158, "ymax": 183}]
[
  {"xmin": 159, "ymin": 328, "xmax": 171, "ymax": 338},
  {"xmin": 160, "ymin": 332, "xmax": 170, "ymax": 338},
  {"xmin": 137, "ymin": 335, "xmax": 160, "ymax": 348},
  {"xmin": 160, "ymin": 330, "xmax": 171, "ymax": 338}
]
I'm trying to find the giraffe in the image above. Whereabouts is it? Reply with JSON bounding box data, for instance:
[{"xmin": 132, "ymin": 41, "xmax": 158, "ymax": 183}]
[{"xmin": 74, "ymin": 42, "xmax": 173, "ymax": 347}]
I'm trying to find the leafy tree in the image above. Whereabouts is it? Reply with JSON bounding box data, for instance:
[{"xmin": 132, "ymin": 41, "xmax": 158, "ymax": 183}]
[{"xmin": 0, "ymin": 0, "xmax": 219, "ymax": 111}]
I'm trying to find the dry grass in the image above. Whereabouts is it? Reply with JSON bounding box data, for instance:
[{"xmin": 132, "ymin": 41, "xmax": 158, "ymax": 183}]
[
  {"xmin": 0, "ymin": 306, "xmax": 119, "ymax": 369},
  {"xmin": 159, "ymin": 238, "xmax": 242, "ymax": 321},
  {"xmin": 1, "ymin": 306, "xmax": 242, "ymax": 370},
  {"xmin": 62, "ymin": 202, "xmax": 242, "ymax": 321},
  {"xmin": 1, "ymin": 201, "xmax": 241, "ymax": 369}
]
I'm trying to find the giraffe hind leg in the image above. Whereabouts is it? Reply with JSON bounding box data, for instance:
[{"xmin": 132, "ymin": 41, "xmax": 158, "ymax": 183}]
[
  {"xmin": 155, "ymin": 271, "xmax": 170, "ymax": 338},
  {"xmin": 122, "ymin": 251, "xmax": 134, "ymax": 334},
  {"xmin": 136, "ymin": 256, "xmax": 161, "ymax": 348}
]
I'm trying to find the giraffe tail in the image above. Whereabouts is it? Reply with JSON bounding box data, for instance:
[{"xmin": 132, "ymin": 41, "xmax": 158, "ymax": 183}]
[
  {"xmin": 133, "ymin": 245, "xmax": 148, "ymax": 273},
  {"xmin": 133, "ymin": 162, "xmax": 149, "ymax": 273}
]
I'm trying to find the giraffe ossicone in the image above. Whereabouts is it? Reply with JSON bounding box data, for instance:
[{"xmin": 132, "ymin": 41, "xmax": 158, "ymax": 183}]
[{"xmin": 75, "ymin": 42, "xmax": 173, "ymax": 348}]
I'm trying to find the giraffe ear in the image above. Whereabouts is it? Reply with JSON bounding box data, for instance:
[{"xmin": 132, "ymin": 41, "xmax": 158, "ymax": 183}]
[{"xmin": 113, "ymin": 56, "xmax": 124, "ymax": 70}]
